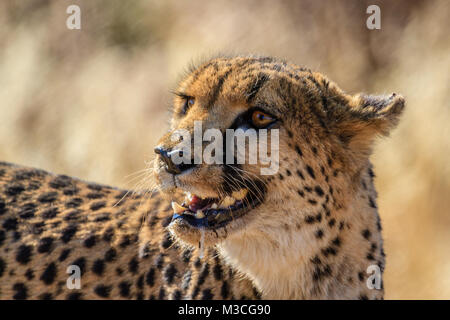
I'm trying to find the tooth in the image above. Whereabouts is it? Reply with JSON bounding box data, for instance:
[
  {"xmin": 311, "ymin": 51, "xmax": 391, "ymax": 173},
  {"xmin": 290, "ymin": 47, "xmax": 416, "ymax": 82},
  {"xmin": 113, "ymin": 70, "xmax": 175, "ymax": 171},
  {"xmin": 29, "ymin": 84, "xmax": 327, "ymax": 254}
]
[
  {"xmin": 211, "ymin": 203, "xmax": 218, "ymax": 209},
  {"xmin": 232, "ymin": 189, "xmax": 248, "ymax": 200},
  {"xmin": 196, "ymin": 210, "xmax": 205, "ymax": 219},
  {"xmin": 171, "ymin": 201, "xmax": 186, "ymax": 214},
  {"xmin": 184, "ymin": 192, "xmax": 192, "ymax": 201},
  {"xmin": 220, "ymin": 196, "xmax": 236, "ymax": 208}
]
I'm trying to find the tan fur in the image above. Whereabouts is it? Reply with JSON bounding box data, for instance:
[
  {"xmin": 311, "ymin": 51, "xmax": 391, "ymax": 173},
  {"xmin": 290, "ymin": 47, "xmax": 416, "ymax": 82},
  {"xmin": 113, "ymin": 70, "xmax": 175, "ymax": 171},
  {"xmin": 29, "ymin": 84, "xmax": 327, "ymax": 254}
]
[{"xmin": 0, "ymin": 55, "xmax": 404, "ymax": 299}]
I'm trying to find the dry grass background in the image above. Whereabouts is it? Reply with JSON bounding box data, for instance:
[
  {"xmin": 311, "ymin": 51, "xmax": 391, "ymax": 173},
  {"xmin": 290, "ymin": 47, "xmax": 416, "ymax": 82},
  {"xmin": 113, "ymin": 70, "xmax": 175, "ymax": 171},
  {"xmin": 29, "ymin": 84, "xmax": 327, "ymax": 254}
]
[{"xmin": 0, "ymin": 0, "xmax": 449, "ymax": 299}]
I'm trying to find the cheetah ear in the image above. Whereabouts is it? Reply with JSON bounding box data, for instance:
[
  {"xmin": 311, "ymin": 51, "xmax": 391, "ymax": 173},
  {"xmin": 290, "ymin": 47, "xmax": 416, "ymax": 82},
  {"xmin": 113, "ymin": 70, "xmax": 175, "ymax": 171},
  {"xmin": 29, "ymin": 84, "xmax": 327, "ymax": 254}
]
[{"xmin": 336, "ymin": 93, "xmax": 405, "ymax": 156}]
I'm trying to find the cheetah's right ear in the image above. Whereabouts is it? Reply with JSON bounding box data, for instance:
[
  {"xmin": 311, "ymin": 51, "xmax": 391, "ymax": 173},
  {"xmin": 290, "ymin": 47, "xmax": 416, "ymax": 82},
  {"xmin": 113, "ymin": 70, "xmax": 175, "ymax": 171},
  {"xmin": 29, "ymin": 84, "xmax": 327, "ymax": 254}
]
[{"xmin": 335, "ymin": 93, "xmax": 405, "ymax": 156}]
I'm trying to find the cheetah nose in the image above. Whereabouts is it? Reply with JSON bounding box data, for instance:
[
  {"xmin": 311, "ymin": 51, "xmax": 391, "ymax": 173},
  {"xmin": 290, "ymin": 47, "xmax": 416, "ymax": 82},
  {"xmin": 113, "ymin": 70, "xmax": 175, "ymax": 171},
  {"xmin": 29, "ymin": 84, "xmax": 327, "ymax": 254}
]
[{"xmin": 154, "ymin": 146, "xmax": 182, "ymax": 175}]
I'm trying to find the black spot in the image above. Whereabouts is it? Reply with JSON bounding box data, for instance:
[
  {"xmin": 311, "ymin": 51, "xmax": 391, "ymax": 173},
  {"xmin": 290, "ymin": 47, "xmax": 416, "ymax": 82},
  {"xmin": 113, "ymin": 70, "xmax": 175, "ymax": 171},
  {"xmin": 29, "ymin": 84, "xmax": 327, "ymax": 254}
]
[
  {"xmin": 63, "ymin": 210, "xmax": 81, "ymax": 221},
  {"xmin": 86, "ymin": 192, "xmax": 104, "ymax": 199},
  {"xmin": 61, "ymin": 225, "xmax": 77, "ymax": 243},
  {"xmin": 297, "ymin": 190, "xmax": 305, "ymax": 197},
  {"xmin": 92, "ymin": 259, "xmax": 105, "ymax": 276},
  {"xmin": 71, "ymin": 257, "xmax": 86, "ymax": 274},
  {"xmin": 65, "ymin": 198, "xmax": 83, "ymax": 208},
  {"xmin": 83, "ymin": 235, "xmax": 97, "ymax": 248},
  {"xmin": 358, "ymin": 272, "xmax": 364, "ymax": 281},
  {"xmin": 367, "ymin": 253, "xmax": 375, "ymax": 261},
  {"xmin": 332, "ymin": 237, "xmax": 341, "ymax": 247},
  {"xmin": 161, "ymin": 215, "xmax": 172, "ymax": 227},
  {"xmin": 360, "ymin": 294, "xmax": 369, "ymax": 300},
  {"xmin": 158, "ymin": 287, "xmax": 166, "ymax": 299},
  {"xmin": 305, "ymin": 215, "xmax": 315, "ymax": 224},
  {"xmin": 314, "ymin": 186, "xmax": 324, "ymax": 197},
  {"xmin": 172, "ymin": 290, "xmax": 182, "ymax": 300},
  {"xmin": 308, "ymin": 199, "xmax": 318, "ymax": 205},
  {"xmin": 161, "ymin": 233, "xmax": 173, "ymax": 249},
  {"xmin": 49, "ymin": 175, "xmax": 72, "ymax": 189},
  {"xmin": 40, "ymin": 262, "xmax": 57, "ymax": 285},
  {"xmin": 63, "ymin": 188, "xmax": 79, "ymax": 196},
  {"xmin": 197, "ymin": 263, "xmax": 210, "ymax": 286},
  {"xmin": 116, "ymin": 268, "xmax": 123, "ymax": 276},
  {"xmin": 136, "ymin": 275, "xmax": 144, "ymax": 289},
  {"xmin": 13, "ymin": 231, "xmax": 21, "ymax": 241},
  {"xmin": 25, "ymin": 269, "xmax": 34, "ymax": 280},
  {"xmin": 16, "ymin": 244, "xmax": 33, "ymax": 264},
  {"xmin": 295, "ymin": 145, "xmax": 303, "ymax": 157},
  {"xmin": 6, "ymin": 184, "xmax": 25, "ymax": 196},
  {"xmin": 369, "ymin": 197, "xmax": 377, "ymax": 208},
  {"xmin": 321, "ymin": 246, "xmax": 337, "ymax": 257},
  {"xmin": 58, "ymin": 249, "xmax": 71, "ymax": 262},
  {"xmin": 328, "ymin": 218, "xmax": 336, "ymax": 227},
  {"xmin": 0, "ymin": 230, "xmax": 5, "ymax": 247},
  {"xmin": 182, "ymin": 249, "xmax": 192, "ymax": 264},
  {"xmin": 67, "ymin": 292, "xmax": 82, "ymax": 300},
  {"xmin": 155, "ymin": 254, "xmax": 165, "ymax": 269},
  {"xmin": 315, "ymin": 229, "xmax": 324, "ymax": 239},
  {"xmin": 0, "ymin": 198, "xmax": 6, "ymax": 215},
  {"xmin": 306, "ymin": 165, "xmax": 316, "ymax": 179},
  {"xmin": 362, "ymin": 229, "xmax": 371, "ymax": 240},
  {"xmin": 39, "ymin": 293, "xmax": 53, "ymax": 300},
  {"xmin": 286, "ymin": 169, "xmax": 292, "ymax": 176},
  {"xmin": 90, "ymin": 201, "xmax": 106, "ymax": 211},
  {"xmin": 3, "ymin": 217, "xmax": 18, "ymax": 231},
  {"xmin": 128, "ymin": 257, "xmax": 139, "ymax": 274},
  {"xmin": 103, "ymin": 227, "xmax": 115, "ymax": 242},
  {"xmin": 164, "ymin": 263, "xmax": 177, "ymax": 284},
  {"xmin": 311, "ymin": 255, "xmax": 321, "ymax": 265},
  {"xmin": 118, "ymin": 281, "xmax": 131, "ymax": 298},
  {"xmin": 202, "ymin": 289, "xmax": 214, "ymax": 300},
  {"xmin": 38, "ymin": 237, "xmax": 54, "ymax": 253},
  {"xmin": 38, "ymin": 192, "xmax": 58, "ymax": 203},
  {"xmin": 12, "ymin": 283, "xmax": 28, "ymax": 300},
  {"xmin": 42, "ymin": 207, "xmax": 58, "ymax": 219},
  {"xmin": 315, "ymin": 213, "xmax": 322, "ymax": 222},
  {"xmin": 94, "ymin": 285, "xmax": 111, "ymax": 298},
  {"xmin": 146, "ymin": 268, "xmax": 155, "ymax": 287},
  {"xmin": 19, "ymin": 203, "xmax": 37, "ymax": 219},
  {"xmin": 87, "ymin": 183, "xmax": 103, "ymax": 191},
  {"xmin": 0, "ymin": 258, "xmax": 6, "ymax": 277},
  {"xmin": 296, "ymin": 170, "xmax": 305, "ymax": 180},
  {"xmin": 104, "ymin": 248, "xmax": 117, "ymax": 262},
  {"xmin": 213, "ymin": 263, "xmax": 223, "ymax": 281}
]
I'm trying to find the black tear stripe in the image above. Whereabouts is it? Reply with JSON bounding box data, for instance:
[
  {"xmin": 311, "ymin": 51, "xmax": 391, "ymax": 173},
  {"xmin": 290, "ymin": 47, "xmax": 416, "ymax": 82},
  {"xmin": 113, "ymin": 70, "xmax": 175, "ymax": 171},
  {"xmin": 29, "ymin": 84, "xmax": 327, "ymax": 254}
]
[{"xmin": 246, "ymin": 73, "xmax": 270, "ymax": 103}]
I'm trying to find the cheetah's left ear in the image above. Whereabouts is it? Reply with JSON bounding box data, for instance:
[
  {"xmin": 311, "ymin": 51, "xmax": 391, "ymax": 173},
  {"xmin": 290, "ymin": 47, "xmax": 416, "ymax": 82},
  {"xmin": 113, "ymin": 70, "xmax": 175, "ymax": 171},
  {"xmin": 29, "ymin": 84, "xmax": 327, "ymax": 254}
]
[{"xmin": 336, "ymin": 93, "xmax": 405, "ymax": 156}]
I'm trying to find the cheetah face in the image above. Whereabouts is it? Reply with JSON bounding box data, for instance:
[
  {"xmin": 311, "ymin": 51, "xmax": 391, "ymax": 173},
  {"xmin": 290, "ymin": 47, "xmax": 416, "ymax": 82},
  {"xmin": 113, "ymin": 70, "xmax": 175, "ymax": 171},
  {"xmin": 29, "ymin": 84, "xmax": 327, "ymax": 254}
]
[{"xmin": 153, "ymin": 56, "xmax": 405, "ymax": 248}]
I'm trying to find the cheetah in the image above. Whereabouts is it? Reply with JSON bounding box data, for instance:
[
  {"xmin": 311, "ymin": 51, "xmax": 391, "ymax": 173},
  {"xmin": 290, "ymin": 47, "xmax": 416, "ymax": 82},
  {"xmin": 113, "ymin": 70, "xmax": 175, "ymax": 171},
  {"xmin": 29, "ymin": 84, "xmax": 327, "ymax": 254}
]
[{"xmin": 0, "ymin": 55, "xmax": 405, "ymax": 300}]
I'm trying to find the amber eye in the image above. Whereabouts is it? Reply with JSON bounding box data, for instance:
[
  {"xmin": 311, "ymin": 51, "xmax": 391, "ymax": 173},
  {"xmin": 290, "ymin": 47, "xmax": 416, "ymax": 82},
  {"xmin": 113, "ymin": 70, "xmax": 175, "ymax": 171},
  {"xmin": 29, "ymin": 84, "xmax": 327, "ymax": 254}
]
[{"xmin": 251, "ymin": 110, "xmax": 276, "ymax": 128}]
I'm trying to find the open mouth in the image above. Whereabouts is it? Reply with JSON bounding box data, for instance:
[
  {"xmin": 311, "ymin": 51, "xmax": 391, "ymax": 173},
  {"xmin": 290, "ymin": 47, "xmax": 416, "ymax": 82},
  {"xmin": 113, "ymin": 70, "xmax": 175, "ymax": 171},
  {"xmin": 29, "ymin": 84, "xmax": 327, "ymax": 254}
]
[{"xmin": 171, "ymin": 183, "xmax": 264, "ymax": 229}]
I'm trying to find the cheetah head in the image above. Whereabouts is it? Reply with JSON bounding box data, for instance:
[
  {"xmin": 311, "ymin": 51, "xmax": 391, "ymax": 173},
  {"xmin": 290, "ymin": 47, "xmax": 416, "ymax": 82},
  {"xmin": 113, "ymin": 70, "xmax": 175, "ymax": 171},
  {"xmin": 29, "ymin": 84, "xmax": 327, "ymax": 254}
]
[{"xmin": 153, "ymin": 56, "xmax": 405, "ymax": 249}]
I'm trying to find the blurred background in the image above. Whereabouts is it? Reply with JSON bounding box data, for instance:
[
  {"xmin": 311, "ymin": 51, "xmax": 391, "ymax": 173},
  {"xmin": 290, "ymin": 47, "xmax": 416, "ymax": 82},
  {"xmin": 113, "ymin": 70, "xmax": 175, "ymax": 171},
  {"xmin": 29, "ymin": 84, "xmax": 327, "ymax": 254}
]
[{"xmin": 0, "ymin": 0, "xmax": 448, "ymax": 299}]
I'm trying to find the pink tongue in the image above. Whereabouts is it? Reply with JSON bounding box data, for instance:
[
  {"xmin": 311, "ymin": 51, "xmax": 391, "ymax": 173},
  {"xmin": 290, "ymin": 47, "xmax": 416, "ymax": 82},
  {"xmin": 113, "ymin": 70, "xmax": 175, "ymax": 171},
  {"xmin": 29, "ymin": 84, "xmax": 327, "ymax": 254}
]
[
  {"xmin": 188, "ymin": 195, "xmax": 203, "ymax": 212},
  {"xmin": 188, "ymin": 195, "xmax": 213, "ymax": 212}
]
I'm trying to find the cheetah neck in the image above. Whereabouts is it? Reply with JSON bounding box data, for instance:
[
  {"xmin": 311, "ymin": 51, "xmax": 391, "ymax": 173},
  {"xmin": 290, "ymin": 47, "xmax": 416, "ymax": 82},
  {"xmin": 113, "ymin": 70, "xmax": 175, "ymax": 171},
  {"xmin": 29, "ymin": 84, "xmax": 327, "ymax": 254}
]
[{"xmin": 216, "ymin": 185, "xmax": 384, "ymax": 299}]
